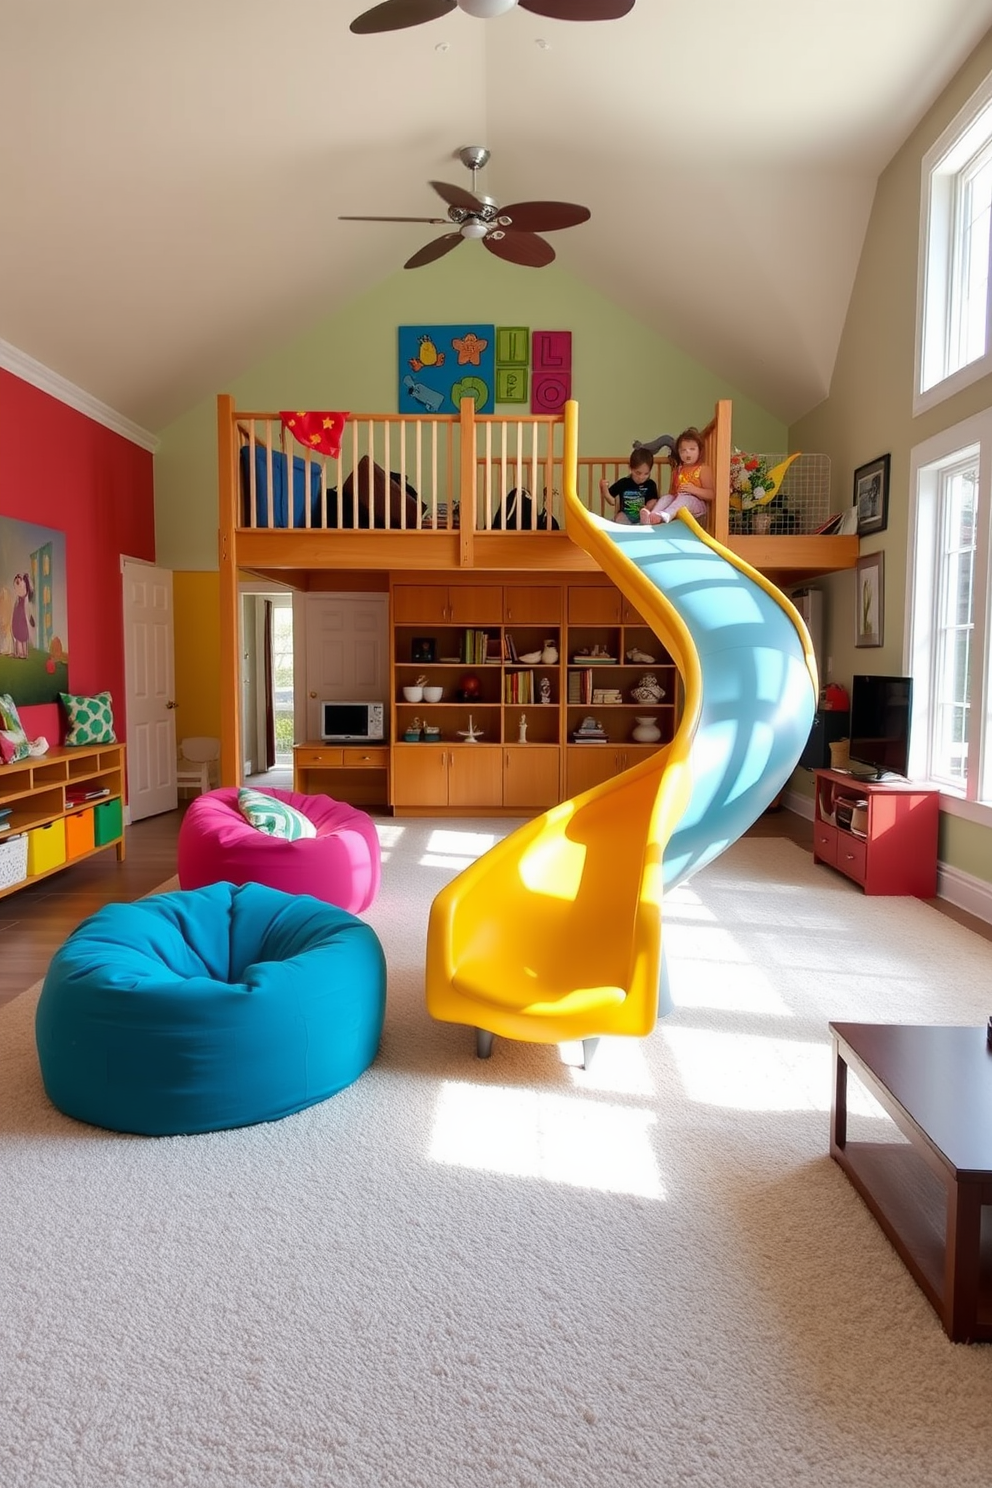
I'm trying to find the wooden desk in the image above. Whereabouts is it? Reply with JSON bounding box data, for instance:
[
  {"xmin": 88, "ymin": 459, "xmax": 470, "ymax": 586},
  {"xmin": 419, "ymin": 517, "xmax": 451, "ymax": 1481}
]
[{"xmin": 293, "ymin": 742, "xmax": 389, "ymax": 809}]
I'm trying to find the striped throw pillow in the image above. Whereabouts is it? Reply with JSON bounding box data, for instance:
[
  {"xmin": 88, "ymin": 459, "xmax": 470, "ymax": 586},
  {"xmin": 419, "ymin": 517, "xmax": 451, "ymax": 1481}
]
[{"xmin": 236, "ymin": 788, "xmax": 316, "ymax": 841}]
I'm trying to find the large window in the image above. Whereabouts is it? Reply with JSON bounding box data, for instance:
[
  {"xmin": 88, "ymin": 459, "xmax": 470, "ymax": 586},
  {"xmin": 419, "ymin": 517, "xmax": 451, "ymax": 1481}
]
[
  {"xmin": 916, "ymin": 72, "xmax": 992, "ymax": 414},
  {"xmin": 908, "ymin": 410, "xmax": 992, "ymax": 820}
]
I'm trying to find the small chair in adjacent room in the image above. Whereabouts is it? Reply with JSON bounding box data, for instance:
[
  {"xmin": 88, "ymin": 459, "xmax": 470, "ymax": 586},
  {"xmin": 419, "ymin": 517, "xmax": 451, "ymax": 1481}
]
[
  {"xmin": 35, "ymin": 880, "xmax": 387, "ymax": 1136},
  {"xmin": 177, "ymin": 785, "xmax": 381, "ymax": 914},
  {"xmin": 176, "ymin": 737, "xmax": 221, "ymax": 797}
]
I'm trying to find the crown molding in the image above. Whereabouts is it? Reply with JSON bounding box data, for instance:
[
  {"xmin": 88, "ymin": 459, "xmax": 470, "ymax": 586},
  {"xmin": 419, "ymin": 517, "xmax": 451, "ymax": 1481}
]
[{"xmin": 0, "ymin": 338, "xmax": 158, "ymax": 452}]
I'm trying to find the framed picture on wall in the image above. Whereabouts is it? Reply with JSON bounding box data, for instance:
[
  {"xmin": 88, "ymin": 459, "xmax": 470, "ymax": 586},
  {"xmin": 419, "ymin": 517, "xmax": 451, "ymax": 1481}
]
[
  {"xmin": 411, "ymin": 637, "xmax": 436, "ymax": 664},
  {"xmin": 855, "ymin": 551, "xmax": 884, "ymax": 648},
  {"xmin": 854, "ymin": 453, "xmax": 890, "ymax": 537}
]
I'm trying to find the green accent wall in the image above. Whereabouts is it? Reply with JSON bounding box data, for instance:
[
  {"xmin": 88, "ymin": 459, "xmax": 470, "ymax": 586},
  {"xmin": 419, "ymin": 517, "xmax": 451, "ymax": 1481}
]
[
  {"xmin": 154, "ymin": 253, "xmax": 785, "ymax": 570},
  {"xmin": 789, "ymin": 26, "xmax": 992, "ymax": 890}
]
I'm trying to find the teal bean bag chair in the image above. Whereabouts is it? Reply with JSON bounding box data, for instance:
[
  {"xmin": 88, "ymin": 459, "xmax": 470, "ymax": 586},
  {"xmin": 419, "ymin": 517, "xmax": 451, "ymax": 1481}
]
[{"xmin": 35, "ymin": 881, "xmax": 386, "ymax": 1136}]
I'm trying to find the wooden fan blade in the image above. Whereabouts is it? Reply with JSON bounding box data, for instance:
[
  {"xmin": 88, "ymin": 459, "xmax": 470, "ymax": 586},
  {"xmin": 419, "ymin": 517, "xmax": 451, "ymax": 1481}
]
[
  {"xmin": 351, "ymin": 0, "xmax": 456, "ymax": 34},
  {"xmin": 429, "ymin": 179, "xmax": 487, "ymax": 213},
  {"xmin": 483, "ymin": 230, "xmax": 555, "ymax": 268},
  {"xmin": 404, "ymin": 233, "xmax": 464, "ymax": 269},
  {"xmin": 339, "ymin": 215, "xmax": 449, "ymax": 224},
  {"xmin": 518, "ymin": 0, "xmax": 634, "ymax": 18},
  {"xmin": 497, "ymin": 200, "xmax": 591, "ymax": 233}
]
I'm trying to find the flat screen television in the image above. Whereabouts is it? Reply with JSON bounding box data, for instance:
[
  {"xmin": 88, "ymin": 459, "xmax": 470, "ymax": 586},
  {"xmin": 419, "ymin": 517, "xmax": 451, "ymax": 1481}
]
[{"xmin": 848, "ymin": 674, "xmax": 913, "ymax": 780}]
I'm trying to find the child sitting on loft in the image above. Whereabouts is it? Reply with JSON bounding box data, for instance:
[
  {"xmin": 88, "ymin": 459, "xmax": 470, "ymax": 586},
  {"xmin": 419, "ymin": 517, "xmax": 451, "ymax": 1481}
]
[{"xmin": 640, "ymin": 427, "xmax": 714, "ymax": 525}]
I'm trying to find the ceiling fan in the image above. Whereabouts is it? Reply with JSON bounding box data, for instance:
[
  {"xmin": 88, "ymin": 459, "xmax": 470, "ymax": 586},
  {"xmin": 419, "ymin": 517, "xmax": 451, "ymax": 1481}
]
[
  {"xmin": 350, "ymin": 0, "xmax": 634, "ymax": 36},
  {"xmin": 340, "ymin": 145, "xmax": 590, "ymax": 269}
]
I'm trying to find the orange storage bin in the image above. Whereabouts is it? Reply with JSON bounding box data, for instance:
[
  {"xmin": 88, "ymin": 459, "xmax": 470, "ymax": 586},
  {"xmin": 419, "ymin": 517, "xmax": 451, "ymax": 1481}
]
[
  {"xmin": 27, "ymin": 819, "xmax": 67, "ymax": 877},
  {"xmin": 65, "ymin": 807, "xmax": 95, "ymax": 860}
]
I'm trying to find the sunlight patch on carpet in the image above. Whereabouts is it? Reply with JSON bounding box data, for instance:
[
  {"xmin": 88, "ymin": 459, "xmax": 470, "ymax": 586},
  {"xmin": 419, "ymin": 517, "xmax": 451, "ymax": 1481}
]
[
  {"xmin": 428, "ymin": 1081, "xmax": 664, "ymax": 1198},
  {"xmin": 421, "ymin": 826, "xmax": 502, "ymax": 870}
]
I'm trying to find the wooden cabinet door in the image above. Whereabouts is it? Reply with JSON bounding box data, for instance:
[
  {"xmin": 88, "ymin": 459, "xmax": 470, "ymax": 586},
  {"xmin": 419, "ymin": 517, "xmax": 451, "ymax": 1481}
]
[
  {"xmin": 621, "ymin": 600, "xmax": 650, "ymax": 626},
  {"xmin": 448, "ymin": 586, "xmax": 503, "ymax": 625},
  {"xmin": 504, "ymin": 586, "xmax": 562, "ymax": 625},
  {"xmin": 565, "ymin": 747, "xmax": 622, "ymax": 796},
  {"xmin": 391, "ymin": 745, "xmax": 449, "ymax": 807},
  {"xmin": 392, "ymin": 586, "xmax": 449, "ymax": 624},
  {"xmin": 568, "ymin": 585, "xmax": 621, "ymax": 625},
  {"xmin": 448, "ymin": 745, "xmax": 503, "ymax": 807},
  {"xmin": 503, "ymin": 746, "xmax": 560, "ymax": 808}
]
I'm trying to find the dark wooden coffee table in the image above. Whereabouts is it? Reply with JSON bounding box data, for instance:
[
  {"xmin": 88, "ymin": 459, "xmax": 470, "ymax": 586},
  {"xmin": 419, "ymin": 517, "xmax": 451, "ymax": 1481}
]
[{"xmin": 830, "ymin": 1022, "xmax": 992, "ymax": 1342}]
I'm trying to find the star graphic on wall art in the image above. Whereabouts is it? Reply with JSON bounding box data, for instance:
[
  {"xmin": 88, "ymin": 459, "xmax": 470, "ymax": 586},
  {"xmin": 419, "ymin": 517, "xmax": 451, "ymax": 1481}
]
[{"xmin": 452, "ymin": 333, "xmax": 488, "ymax": 366}]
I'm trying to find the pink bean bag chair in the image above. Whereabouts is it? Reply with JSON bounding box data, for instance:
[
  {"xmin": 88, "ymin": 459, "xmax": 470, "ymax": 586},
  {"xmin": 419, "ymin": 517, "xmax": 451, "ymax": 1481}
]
[{"xmin": 177, "ymin": 787, "xmax": 380, "ymax": 914}]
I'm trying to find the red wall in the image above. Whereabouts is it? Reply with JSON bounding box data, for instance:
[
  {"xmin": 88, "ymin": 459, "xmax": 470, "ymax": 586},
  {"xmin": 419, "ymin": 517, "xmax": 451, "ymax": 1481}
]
[{"xmin": 0, "ymin": 368, "xmax": 155, "ymax": 745}]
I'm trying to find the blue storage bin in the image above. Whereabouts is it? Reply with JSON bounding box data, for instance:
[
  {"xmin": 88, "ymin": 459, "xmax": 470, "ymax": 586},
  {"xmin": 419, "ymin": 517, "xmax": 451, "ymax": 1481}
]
[{"xmin": 239, "ymin": 444, "xmax": 325, "ymax": 529}]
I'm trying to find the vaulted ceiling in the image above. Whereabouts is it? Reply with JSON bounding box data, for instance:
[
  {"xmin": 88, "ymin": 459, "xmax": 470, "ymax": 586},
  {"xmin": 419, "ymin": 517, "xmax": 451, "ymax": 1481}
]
[{"xmin": 2, "ymin": 1, "xmax": 992, "ymax": 435}]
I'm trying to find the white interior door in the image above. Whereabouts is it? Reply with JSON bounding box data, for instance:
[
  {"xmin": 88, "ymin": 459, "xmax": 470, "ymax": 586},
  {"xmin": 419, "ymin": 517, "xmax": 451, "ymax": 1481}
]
[
  {"xmin": 302, "ymin": 594, "xmax": 388, "ymax": 739},
  {"xmin": 122, "ymin": 559, "xmax": 177, "ymax": 820}
]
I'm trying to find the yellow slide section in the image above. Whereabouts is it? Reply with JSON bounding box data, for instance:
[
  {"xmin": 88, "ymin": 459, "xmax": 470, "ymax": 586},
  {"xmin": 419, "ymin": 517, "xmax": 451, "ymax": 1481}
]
[{"xmin": 425, "ymin": 403, "xmax": 817, "ymax": 1055}]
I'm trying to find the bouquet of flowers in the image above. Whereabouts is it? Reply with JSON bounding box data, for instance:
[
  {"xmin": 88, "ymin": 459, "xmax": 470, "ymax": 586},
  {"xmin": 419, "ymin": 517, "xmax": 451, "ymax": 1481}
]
[{"xmin": 729, "ymin": 449, "xmax": 777, "ymax": 510}]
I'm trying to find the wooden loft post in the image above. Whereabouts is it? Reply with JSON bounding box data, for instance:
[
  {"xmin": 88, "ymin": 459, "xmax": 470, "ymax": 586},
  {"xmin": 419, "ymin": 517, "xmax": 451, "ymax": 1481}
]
[
  {"xmin": 458, "ymin": 396, "xmax": 476, "ymax": 567},
  {"xmin": 708, "ymin": 398, "xmax": 732, "ymax": 544},
  {"xmin": 217, "ymin": 393, "xmax": 241, "ymax": 787}
]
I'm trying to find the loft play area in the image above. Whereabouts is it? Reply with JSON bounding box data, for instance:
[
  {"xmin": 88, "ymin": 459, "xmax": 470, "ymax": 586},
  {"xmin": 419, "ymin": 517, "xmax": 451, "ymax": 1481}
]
[{"xmin": 217, "ymin": 393, "xmax": 859, "ymax": 794}]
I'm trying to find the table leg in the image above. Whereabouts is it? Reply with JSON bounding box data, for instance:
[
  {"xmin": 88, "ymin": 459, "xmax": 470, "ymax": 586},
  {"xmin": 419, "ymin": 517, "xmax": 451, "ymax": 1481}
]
[
  {"xmin": 830, "ymin": 1039, "xmax": 848, "ymax": 1155},
  {"xmin": 945, "ymin": 1182, "xmax": 983, "ymax": 1342}
]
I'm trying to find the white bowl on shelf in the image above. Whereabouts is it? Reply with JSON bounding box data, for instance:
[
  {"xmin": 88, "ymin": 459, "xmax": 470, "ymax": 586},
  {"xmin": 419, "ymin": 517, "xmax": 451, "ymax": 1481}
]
[
  {"xmin": 423, "ymin": 685, "xmax": 443, "ymax": 703},
  {"xmin": 402, "ymin": 685, "xmax": 424, "ymax": 703}
]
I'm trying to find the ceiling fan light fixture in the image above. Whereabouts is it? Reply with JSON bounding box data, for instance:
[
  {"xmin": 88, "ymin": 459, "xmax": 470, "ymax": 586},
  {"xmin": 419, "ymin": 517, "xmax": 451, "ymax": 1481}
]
[
  {"xmin": 457, "ymin": 0, "xmax": 517, "ymax": 17},
  {"xmin": 460, "ymin": 218, "xmax": 489, "ymax": 239}
]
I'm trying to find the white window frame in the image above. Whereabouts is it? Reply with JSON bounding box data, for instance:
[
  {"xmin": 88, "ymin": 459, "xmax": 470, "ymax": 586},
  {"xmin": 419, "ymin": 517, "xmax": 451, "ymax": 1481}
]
[
  {"xmin": 906, "ymin": 408, "xmax": 992, "ymax": 827},
  {"xmin": 915, "ymin": 70, "xmax": 992, "ymax": 416}
]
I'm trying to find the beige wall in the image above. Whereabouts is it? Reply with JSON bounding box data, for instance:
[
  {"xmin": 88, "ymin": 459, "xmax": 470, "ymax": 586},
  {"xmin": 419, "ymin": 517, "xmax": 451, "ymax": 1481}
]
[{"xmin": 790, "ymin": 26, "xmax": 992, "ymax": 886}]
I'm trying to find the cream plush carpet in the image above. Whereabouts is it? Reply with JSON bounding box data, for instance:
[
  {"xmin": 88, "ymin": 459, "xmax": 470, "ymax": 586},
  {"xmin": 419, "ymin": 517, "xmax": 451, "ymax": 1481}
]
[{"xmin": 2, "ymin": 822, "xmax": 992, "ymax": 1488}]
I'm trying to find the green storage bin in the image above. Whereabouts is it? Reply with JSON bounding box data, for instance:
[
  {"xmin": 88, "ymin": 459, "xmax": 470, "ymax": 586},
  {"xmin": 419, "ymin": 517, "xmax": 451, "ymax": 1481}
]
[{"xmin": 93, "ymin": 796, "xmax": 123, "ymax": 846}]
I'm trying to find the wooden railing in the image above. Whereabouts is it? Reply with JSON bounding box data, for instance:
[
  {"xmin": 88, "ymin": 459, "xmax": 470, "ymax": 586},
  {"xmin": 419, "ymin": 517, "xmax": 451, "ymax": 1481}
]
[{"xmin": 221, "ymin": 397, "xmax": 734, "ymax": 538}]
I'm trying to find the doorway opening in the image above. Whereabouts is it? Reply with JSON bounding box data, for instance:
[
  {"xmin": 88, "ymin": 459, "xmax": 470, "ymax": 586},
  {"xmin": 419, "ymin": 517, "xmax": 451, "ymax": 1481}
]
[
  {"xmin": 271, "ymin": 600, "xmax": 294, "ymax": 766},
  {"xmin": 240, "ymin": 588, "xmax": 294, "ymax": 789}
]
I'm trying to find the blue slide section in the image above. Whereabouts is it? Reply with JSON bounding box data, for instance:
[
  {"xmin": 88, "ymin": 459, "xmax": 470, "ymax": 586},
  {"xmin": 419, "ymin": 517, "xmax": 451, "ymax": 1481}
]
[{"xmin": 588, "ymin": 509, "xmax": 818, "ymax": 891}]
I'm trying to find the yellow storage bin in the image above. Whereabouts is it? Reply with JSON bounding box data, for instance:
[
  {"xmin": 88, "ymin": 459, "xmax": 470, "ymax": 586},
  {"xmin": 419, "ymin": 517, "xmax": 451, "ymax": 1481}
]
[
  {"xmin": 65, "ymin": 807, "xmax": 95, "ymax": 860},
  {"xmin": 27, "ymin": 819, "xmax": 67, "ymax": 877}
]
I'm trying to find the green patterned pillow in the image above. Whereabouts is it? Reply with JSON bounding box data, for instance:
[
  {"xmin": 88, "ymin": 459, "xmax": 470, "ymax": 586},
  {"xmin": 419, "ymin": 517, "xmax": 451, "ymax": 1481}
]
[
  {"xmin": 237, "ymin": 787, "xmax": 316, "ymax": 841},
  {"xmin": 60, "ymin": 691, "xmax": 116, "ymax": 746}
]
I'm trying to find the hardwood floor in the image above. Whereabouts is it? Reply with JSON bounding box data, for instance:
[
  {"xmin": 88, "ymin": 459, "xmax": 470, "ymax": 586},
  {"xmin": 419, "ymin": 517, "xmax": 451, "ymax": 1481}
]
[
  {"xmin": 0, "ymin": 807, "xmax": 185, "ymax": 1009},
  {"xmin": 0, "ymin": 800, "xmax": 986, "ymax": 1012}
]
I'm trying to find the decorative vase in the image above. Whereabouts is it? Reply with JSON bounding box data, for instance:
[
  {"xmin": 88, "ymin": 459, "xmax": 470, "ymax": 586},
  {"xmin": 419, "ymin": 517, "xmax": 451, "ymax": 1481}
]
[
  {"xmin": 632, "ymin": 716, "xmax": 662, "ymax": 744},
  {"xmin": 751, "ymin": 509, "xmax": 772, "ymax": 535},
  {"xmin": 540, "ymin": 640, "xmax": 559, "ymax": 664}
]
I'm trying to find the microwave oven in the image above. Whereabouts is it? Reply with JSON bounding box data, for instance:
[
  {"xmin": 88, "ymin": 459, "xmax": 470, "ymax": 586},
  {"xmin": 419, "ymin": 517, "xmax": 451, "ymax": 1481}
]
[{"xmin": 319, "ymin": 700, "xmax": 385, "ymax": 743}]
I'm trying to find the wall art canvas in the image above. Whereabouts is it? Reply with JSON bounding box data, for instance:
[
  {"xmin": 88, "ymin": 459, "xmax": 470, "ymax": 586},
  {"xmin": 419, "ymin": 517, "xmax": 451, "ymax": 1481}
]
[
  {"xmin": 0, "ymin": 515, "xmax": 69, "ymax": 704},
  {"xmin": 398, "ymin": 325, "xmax": 495, "ymax": 415},
  {"xmin": 531, "ymin": 330, "xmax": 572, "ymax": 413}
]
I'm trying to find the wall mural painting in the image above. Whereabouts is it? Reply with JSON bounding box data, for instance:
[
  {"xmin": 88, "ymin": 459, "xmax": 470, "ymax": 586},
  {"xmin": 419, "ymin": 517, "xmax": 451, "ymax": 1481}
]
[
  {"xmin": 398, "ymin": 325, "xmax": 496, "ymax": 415},
  {"xmin": 0, "ymin": 515, "xmax": 69, "ymax": 705}
]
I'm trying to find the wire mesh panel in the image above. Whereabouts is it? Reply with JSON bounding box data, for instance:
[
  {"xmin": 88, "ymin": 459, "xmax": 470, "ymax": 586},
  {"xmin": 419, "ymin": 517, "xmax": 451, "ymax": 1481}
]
[{"xmin": 729, "ymin": 453, "xmax": 832, "ymax": 535}]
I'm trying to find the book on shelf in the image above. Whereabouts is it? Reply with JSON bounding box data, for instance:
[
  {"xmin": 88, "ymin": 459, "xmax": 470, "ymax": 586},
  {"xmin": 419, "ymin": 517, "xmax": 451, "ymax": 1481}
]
[
  {"xmin": 66, "ymin": 787, "xmax": 111, "ymax": 804},
  {"xmin": 812, "ymin": 512, "xmax": 843, "ymax": 535},
  {"xmin": 504, "ymin": 633, "xmax": 518, "ymax": 663}
]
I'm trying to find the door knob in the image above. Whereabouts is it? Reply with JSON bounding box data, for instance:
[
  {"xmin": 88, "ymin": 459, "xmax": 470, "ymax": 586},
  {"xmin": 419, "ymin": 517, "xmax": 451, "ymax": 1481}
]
[{"xmin": 166, "ymin": 700, "xmax": 177, "ymax": 709}]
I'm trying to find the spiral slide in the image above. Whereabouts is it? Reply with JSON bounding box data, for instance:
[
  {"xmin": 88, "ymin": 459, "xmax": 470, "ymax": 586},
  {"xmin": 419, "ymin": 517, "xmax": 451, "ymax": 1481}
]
[{"xmin": 425, "ymin": 410, "xmax": 817, "ymax": 1057}]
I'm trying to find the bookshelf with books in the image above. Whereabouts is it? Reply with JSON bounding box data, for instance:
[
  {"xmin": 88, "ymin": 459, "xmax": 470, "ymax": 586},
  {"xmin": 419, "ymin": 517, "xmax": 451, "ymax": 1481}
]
[
  {"xmin": 564, "ymin": 588, "xmax": 678, "ymax": 795},
  {"xmin": 0, "ymin": 742, "xmax": 126, "ymax": 899},
  {"xmin": 388, "ymin": 576, "xmax": 682, "ymax": 813}
]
